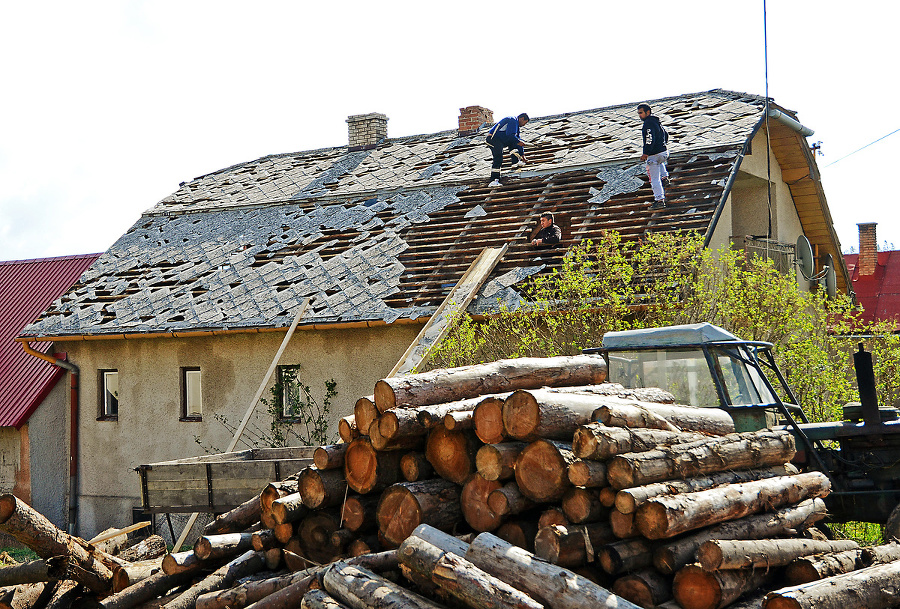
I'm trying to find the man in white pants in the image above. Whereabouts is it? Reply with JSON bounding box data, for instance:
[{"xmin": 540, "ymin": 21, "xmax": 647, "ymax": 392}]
[{"xmin": 638, "ymin": 104, "xmax": 670, "ymax": 209}]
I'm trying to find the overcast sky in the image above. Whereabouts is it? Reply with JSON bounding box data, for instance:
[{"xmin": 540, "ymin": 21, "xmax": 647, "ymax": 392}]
[{"xmin": 1, "ymin": 1, "xmax": 897, "ymax": 262}]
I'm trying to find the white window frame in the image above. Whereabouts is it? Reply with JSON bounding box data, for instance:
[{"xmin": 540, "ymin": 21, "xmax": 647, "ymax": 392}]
[
  {"xmin": 181, "ymin": 367, "xmax": 202, "ymax": 420},
  {"xmin": 100, "ymin": 370, "xmax": 119, "ymax": 419}
]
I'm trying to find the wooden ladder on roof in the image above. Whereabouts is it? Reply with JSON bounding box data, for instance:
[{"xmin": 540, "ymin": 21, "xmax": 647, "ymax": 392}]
[{"xmin": 388, "ymin": 245, "xmax": 508, "ymax": 377}]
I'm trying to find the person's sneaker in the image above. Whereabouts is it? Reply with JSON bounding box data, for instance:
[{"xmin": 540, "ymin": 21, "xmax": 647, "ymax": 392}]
[
  {"xmin": 662, "ymin": 177, "xmax": 671, "ymax": 188},
  {"xmin": 488, "ymin": 179, "xmax": 501, "ymax": 187},
  {"xmin": 651, "ymin": 199, "xmax": 666, "ymax": 210}
]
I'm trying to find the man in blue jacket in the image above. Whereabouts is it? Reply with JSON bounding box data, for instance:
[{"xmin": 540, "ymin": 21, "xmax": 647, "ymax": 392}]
[
  {"xmin": 638, "ymin": 104, "xmax": 670, "ymax": 209},
  {"xmin": 486, "ymin": 113, "xmax": 529, "ymax": 187}
]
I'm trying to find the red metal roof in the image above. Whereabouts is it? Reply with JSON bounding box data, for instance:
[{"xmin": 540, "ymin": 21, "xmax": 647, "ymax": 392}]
[
  {"xmin": 844, "ymin": 251, "xmax": 900, "ymax": 330},
  {"xmin": 0, "ymin": 254, "xmax": 100, "ymax": 428}
]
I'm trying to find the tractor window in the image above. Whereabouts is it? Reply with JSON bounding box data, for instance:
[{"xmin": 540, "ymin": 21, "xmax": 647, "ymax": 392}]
[
  {"xmin": 715, "ymin": 349, "xmax": 777, "ymax": 405},
  {"xmin": 606, "ymin": 349, "xmax": 720, "ymax": 407}
]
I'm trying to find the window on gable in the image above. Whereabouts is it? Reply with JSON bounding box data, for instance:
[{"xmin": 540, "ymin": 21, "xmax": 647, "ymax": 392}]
[
  {"xmin": 181, "ymin": 367, "xmax": 202, "ymax": 421},
  {"xmin": 99, "ymin": 370, "xmax": 119, "ymax": 420},
  {"xmin": 277, "ymin": 365, "xmax": 305, "ymax": 420}
]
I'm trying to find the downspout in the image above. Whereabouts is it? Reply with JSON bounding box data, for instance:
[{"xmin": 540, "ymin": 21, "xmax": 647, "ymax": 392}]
[{"xmin": 19, "ymin": 340, "xmax": 80, "ymax": 536}]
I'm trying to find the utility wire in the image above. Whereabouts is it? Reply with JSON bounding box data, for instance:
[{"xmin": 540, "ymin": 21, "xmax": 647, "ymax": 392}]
[
  {"xmin": 763, "ymin": 0, "xmax": 772, "ymax": 240},
  {"xmin": 824, "ymin": 128, "xmax": 900, "ymax": 167}
]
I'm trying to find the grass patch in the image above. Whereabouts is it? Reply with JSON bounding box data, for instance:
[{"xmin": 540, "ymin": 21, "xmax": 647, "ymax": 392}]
[
  {"xmin": 0, "ymin": 548, "xmax": 39, "ymax": 565},
  {"xmin": 827, "ymin": 521, "xmax": 884, "ymax": 545}
]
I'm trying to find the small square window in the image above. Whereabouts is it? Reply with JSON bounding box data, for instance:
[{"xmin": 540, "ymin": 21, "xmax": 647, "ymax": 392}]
[
  {"xmin": 99, "ymin": 370, "xmax": 119, "ymax": 420},
  {"xmin": 277, "ymin": 365, "xmax": 304, "ymax": 420},
  {"xmin": 181, "ymin": 368, "xmax": 202, "ymax": 421}
]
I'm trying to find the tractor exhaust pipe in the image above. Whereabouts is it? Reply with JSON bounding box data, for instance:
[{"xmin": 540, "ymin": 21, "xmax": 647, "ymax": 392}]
[{"xmin": 854, "ymin": 342, "xmax": 881, "ymax": 427}]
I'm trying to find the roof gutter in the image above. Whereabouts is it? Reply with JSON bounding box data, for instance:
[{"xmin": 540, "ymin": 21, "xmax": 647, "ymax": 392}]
[
  {"xmin": 767, "ymin": 108, "xmax": 815, "ymax": 137},
  {"xmin": 20, "ymin": 342, "xmax": 80, "ymax": 536}
]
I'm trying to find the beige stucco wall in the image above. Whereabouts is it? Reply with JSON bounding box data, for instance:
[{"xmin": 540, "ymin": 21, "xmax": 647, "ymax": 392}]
[
  {"xmin": 29, "ymin": 377, "xmax": 70, "ymax": 528},
  {"xmin": 60, "ymin": 322, "xmax": 420, "ymax": 537},
  {"xmin": 0, "ymin": 427, "xmax": 22, "ymax": 497}
]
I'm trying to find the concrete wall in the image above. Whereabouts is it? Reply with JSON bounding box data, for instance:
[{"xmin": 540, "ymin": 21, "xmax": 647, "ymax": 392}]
[
  {"xmin": 0, "ymin": 427, "xmax": 22, "ymax": 497},
  {"xmin": 29, "ymin": 377, "xmax": 70, "ymax": 528},
  {"xmin": 61, "ymin": 322, "xmax": 420, "ymax": 537}
]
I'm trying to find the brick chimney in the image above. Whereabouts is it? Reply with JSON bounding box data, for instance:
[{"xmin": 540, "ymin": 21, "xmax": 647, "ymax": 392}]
[
  {"xmin": 458, "ymin": 106, "xmax": 494, "ymax": 135},
  {"xmin": 347, "ymin": 113, "xmax": 388, "ymax": 151},
  {"xmin": 858, "ymin": 222, "xmax": 878, "ymax": 276}
]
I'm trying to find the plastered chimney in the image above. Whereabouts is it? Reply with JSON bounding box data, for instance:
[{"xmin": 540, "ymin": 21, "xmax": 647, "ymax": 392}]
[
  {"xmin": 347, "ymin": 113, "xmax": 388, "ymax": 151},
  {"xmin": 458, "ymin": 106, "xmax": 494, "ymax": 135},
  {"xmin": 858, "ymin": 222, "xmax": 878, "ymax": 276}
]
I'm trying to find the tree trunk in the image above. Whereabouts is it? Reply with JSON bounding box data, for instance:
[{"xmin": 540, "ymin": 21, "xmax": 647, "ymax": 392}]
[
  {"xmin": 443, "ymin": 410, "xmax": 473, "ymax": 431},
  {"xmin": 340, "ymin": 495, "xmax": 379, "ymax": 534},
  {"xmin": 297, "ymin": 510, "xmax": 342, "ymax": 565},
  {"xmin": 346, "ymin": 536, "xmax": 380, "ymax": 557},
  {"xmin": 397, "ymin": 534, "xmax": 542, "ymax": 609},
  {"xmin": 101, "ymin": 569, "xmax": 198, "ymax": 609},
  {"xmin": 515, "ymin": 440, "xmax": 576, "ymax": 503},
  {"xmin": 161, "ymin": 551, "xmax": 202, "ymax": 576},
  {"xmin": 573, "ymin": 423, "xmax": 706, "ymax": 460},
  {"xmin": 416, "ymin": 395, "xmax": 504, "ymax": 430},
  {"xmin": 298, "ymin": 468, "xmax": 348, "ymax": 510},
  {"xmin": 607, "ymin": 430, "xmax": 797, "ymax": 490},
  {"xmin": 268, "ymin": 493, "xmax": 309, "ymax": 526},
  {"xmin": 783, "ymin": 548, "xmax": 862, "ymax": 585},
  {"xmin": 860, "ymin": 541, "xmax": 900, "ymax": 566},
  {"xmin": 0, "ymin": 495, "xmax": 116, "ymax": 593},
  {"xmin": 495, "ymin": 520, "xmax": 538, "ymax": 552},
  {"xmin": 300, "ymin": 589, "xmax": 350, "ymax": 609},
  {"xmin": 473, "ymin": 396, "xmax": 507, "ymax": 445},
  {"xmin": 609, "ymin": 510, "xmax": 638, "ymax": 539},
  {"xmin": 615, "ymin": 463, "xmax": 799, "ymax": 514},
  {"xmin": 353, "ymin": 397, "xmax": 378, "ymax": 439},
  {"xmin": 476, "ymin": 442, "xmax": 525, "ymax": 482},
  {"xmin": 611, "ymin": 569, "xmax": 671, "ymax": 609},
  {"xmin": 465, "ymin": 532, "xmax": 642, "ymax": 609},
  {"xmin": 369, "ymin": 418, "xmax": 425, "ymax": 453},
  {"xmin": 460, "ymin": 476, "xmax": 504, "ymax": 532},
  {"xmin": 0, "ymin": 561, "xmax": 49, "ymax": 587},
  {"xmin": 272, "ymin": 523, "xmax": 295, "ymax": 545},
  {"xmin": 322, "ymin": 562, "xmax": 445, "ymax": 609},
  {"xmin": 399, "ymin": 453, "xmax": 434, "ymax": 483},
  {"xmin": 260, "ymin": 478, "xmax": 300, "ymax": 529},
  {"xmin": 596, "ymin": 538, "xmax": 653, "ymax": 575},
  {"xmin": 503, "ymin": 389, "xmax": 605, "ymax": 442},
  {"xmin": 314, "ymin": 445, "xmax": 348, "ymax": 471},
  {"xmin": 673, "ymin": 564, "xmax": 773, "ymax": 609},
  {"xmin": 567, "ymin": 460, "xmax": 608, "ymax": 489},
  {"xmin": 376, "ymin": 408, "xmax": 429, "ymax": 448},
  {"xmin": 162, "ymin": 551, "xmax": 265, "ymax": 609},
  {"xmin": 653, "ymin": 498, "xmax": 828, "ymax": 575},
  {"xmin": 593, "ymin": 401, "xmax": 735, "ymax": 436},
  {"xmin": 762, "ymin": 560, "xmax": 900, "ymax": 609},
  {"xmin": 698, "ymin": 538, "xmax": 858, "ymax": 571},
  {"xmin": 533, "ymin": 522, "xmax": 615, "ymax": 568},
  {"xmin": 0, "ymin": 582, "xmax": 52, "ymax": 609},
  {"xmin": 424, "ymin": 426, "xmax": 480, "ymax": 485},
  {"xmin": 194, "ymin": 533, "xmax": 254, "ymax": 561},
  {"xmin": 537, "ymin": 507, "xmax": 569, "ymax": 529},
  {"xmin": 488, "ymin": 482, "xmax": 535, "ymax": 518},
  {"xmin": 112, "ymin": 558, "xmax": 164, "ymax": 593},
  {"xmin": 338, "ymin": 416, "xmax": 359, "ymax": 444},
  {"xmin": 120, "ymin": 536, "xmax": 168, "ymax": 562},
  {"xmin": 636, "ymin": 472, "xmax": 831, "ymax": 540},
  {"xmin": 343, "ymin": 437, "xmax": 404, "ymax": 495},
  {"xmin": 283, "ymin": 550, "xmax": 313, "ymax": 573},
  {"xmin": 204, "ymin": 494, "xmax": 262, "ymax": 536},
  {"xmin": 376, "ymin": 479, "xmax": 462, "ymax": 549},
  {"xmin": 561, "ymin": 487, "xmax": 607, "ymax": 524},
  {"xmin": 373, "ymin": 354, "xmax": 608, "ymax": 412}
]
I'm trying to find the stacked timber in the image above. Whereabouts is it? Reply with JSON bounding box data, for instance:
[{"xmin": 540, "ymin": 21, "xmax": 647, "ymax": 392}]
[{"xmin": 9, "ymin": 354, "xmax": 900, "ymax": 609}]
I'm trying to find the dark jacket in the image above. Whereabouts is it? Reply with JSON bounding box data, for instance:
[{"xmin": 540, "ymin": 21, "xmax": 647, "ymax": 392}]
[
  {"xmin": 641, "ymin": 115, "xmax": 668, "ymax": 156},
  {"xmin": 487, "ymin": 116, "xmax": 524, "ymax": 149},
  {"xmin": 534, "ymin": 223, "xmax": 562, "ymax": 246}
]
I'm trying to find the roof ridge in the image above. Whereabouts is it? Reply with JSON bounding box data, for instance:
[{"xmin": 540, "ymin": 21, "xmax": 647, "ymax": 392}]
[{"xmin": 0, "ymin": 253, "xmax": 103, "ymax": 266}]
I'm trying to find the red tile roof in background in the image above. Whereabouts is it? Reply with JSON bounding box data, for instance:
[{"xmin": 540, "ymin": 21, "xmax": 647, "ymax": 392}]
[
  {"xmin": 0, "ymin": 254, "xmax": 100, "ymax": 428},
  {"xmin": 844, "ymin": 251, "xmax": 900, "ymax": 330}
]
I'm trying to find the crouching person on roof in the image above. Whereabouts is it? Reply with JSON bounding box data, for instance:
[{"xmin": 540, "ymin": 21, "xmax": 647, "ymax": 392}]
[
  {"xmin": 486, "ymin": 113, "xmax": 529, "ymax": 187},
  {"xmin": 532, "ymin": 212, "xmax": 561, "ymax": 247}
]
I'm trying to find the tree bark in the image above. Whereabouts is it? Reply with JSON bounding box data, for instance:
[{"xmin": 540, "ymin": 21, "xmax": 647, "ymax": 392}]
[
  {"xmin": 673, "ymin": 564, "xmax": 773, "ymax": 609},
  {"xmin": 298, "ymin": 467, "xmax": 348, "ymax": 510},
  {"xmin": 369, "ymin": 418, "xmax": 425, "ymax": 453},
  {"xmin": 698, "ymin": 538, "xmax": 858, "ymax": 571},
  {"xmin": 338, "ymin": 416, "xmax": 359, "ymax": 444},
  {"xmin": 488, "ymin": 482, "xmax": 535, "ymax": 518},
  {"xmin": 637, "ymin": 472, "xmax": 831, "ymax": 540},
  {"xmin": 611, "ymin": 569, "xmax": 671, "ymax": 609},
  {"xmin": 476, "ymin": 442, "xmax": 525, "ymax": 482},
  {"xmin": 300, "ymin": 589, "xmax": 350, "ymax": 609},
  {"xmin": 416, "ymin": 395, "xmax": 506, "ymax": 430},
  {"xmin": 161, "ymin": 551, "xmax": 265, "ymax": 609},
  {"xmin": 443, "ymin": 410, "xmax": 473, "ymax": 431},
  {"xmin": 567, "ymin": 460, "xmax": 608, "ymax": 489},
  {"xmin": 112, "ymin": 558, "xmax": 164, "ymax": 593},
  {"xmin": 343, "ymin": 437, "xmax": 404, "ymax": 495},
  {"xmin": 615, "ymin": 463, "xmax": 799, "ymax": 515},
  {"xmin": 514, "ymin": 440, "xmax": 576, "ymax": 503},
  {"xmin": 161, "ymin": 551, "xmax": 204, "ymax": 576},
  {"xmin": 120, "ymin": 536, "xmax": 168, "ymax": 562},
  {"xmin": 561, "ymin": 488, "xmax": 607, "ymax": 524},
  {"xmin": 376, "ymin": 479, "xmax": 462, "ymax": 549},
  {"xmin": 268, "ymin": 492, "xmax": 309, "ymax": 526},
  {"xmin": 353, "ymin": 397, "xmax": 378, "ymax": 440},
  {"xmin": 194, "ymin": 533, "xmax": 254, "ymax": 561},
  {"xmin": 0, "ymin": 582, "xmax": 52, "ymax": 609},
  {"xmin": 322, "ymin": 562, "xmax": 445, "ymax": 609},
  {"xmin": 424, "ymin": 426, "xmax": 479, "ymax": 485},
  {"xmin": 503, "ymin": 389, "xmax": 604, "ymax": 442},
  {"xmin": 653, "ymin": 498, "xmax": 828, "ymax": 575},
  {"xmin": 260, "ymin": 477, "xmax": 300, "ymax": 529},
  {"xmin": 0, "ymin": 561, "xmax": 49, "ymax": 587},
  {"xmin": 314, "ymin": 445, "xmax": 348, "ymax": 471},
  {"xmin": 204, "ymin": 494, "xmax": 262, "ymax": 536},
  {"xmin": 375, "ymin": 408, "xmax": 429, "ymax": 449},
  {"xmin": 399, "ymin": 453, "xmax": 434, "ymax": 483},
  {"xmin": 340, "ymin": 495, "xmax": 379, "ymax": 534},
  {"xmin": 597, "ymin": 538, "xmax": 654, "ymax": 575},
  {"xmin": 782, "ymin": 548, "xmax": 862, "ymax": 585},
  {"xmin": 762, "ymin": 560, "xmax": 900, "ymax": 609},
  {"xmin": 573, "ymin": 423, "xmax": 706, "ymax": 460},
  {"xmin": 373, "ymin": 354, "xmax": 608, "ymax": 412},
  {"xmin": 533, "ymin": 522, "xmax": 615, "ymax": 568},
  {"xmin": 592, "ymin": 400, "xmax": 735, "ymax": 436},
  {"xmin": 101, "ymin": 569, "xmax": 198, "ymax": 609},
  {"xmin": 860, "ymin": 541, "xmax": 900, "ymax": 566},
  {"xmin": 397, "ymin": 534, "xmax": 543, "ymax": 609},
  {"xmin": 346, "ymin": 536, "xmax": 380, "ymax": 557},
  {"xmin": 460, "ymin": 475, "xmax": 504, "ymax": 532},
  {"xmin": 473, "ymin": 396, "xmax": 507, "ymax": 445},
  {"xmin": 606, "ymin": 430, "xmax": 796, "ymax": 490},
  {"xmin": 465, "ymin": 532, "xmax": 642, "ymax": 609}
]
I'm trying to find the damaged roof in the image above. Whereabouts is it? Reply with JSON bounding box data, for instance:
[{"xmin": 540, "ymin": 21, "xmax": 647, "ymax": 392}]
[{"xmin": 24, "ymin": 90, "xmax": 795, "ymax": 339}]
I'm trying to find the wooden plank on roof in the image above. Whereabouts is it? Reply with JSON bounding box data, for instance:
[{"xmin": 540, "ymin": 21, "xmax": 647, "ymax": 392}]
[{"xmin": 389, "ymin": 244, "xmax": 508, "ymax": 377}]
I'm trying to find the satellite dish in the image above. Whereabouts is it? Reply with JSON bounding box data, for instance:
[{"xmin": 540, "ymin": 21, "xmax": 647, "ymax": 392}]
[
  {"xmin": 796, "ymin": 235, "xmax": 814, "ymax": 279},
  {"xmin": 823, "ymin": 254, "xmax": 837, "ymax": 298}
]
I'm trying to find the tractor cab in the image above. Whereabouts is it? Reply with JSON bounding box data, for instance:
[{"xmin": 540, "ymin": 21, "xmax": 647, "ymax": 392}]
[{"xmin": 583, "ymin": 323, "xmax": 807, "ymax": 432}]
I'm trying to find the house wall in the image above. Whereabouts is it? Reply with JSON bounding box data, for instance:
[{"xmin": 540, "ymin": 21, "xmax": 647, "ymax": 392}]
[
  {"xmin": 29, "ymin": 377, "xmax": 70, "ymax": 528},
  {"xmin": 61, "ymin": 322, "xmax": 420, "ymax": 537},
  {"xmin": 0, "ymin": 427, "xmax": 23, "ymax": 498}
]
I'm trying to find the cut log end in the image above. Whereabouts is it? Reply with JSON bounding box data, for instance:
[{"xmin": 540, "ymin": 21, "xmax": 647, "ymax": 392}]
[
  {"xmin": 673, "ymin": 566, "xmax": 721, "ymax": 609},
  {"xmin": 373, "ymin": 380, "xmax": 396, "ymax": 413},
  {"xmin": 502, "ymin": 391, "xmax": 539, "ymax": 441},
  {"xmin": 473, "ymin": 398, "xmax": 505, "ymax": 444}
]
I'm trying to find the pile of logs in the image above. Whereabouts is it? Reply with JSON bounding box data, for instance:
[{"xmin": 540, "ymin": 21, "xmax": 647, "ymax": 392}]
[{"xmin": 6, "ymin": 353, "xmax": 900, "ymax": 609}]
